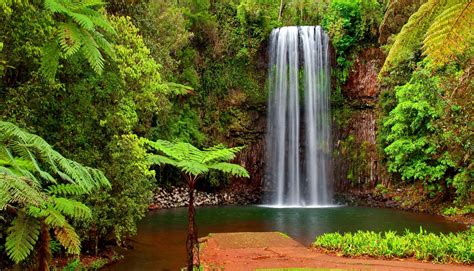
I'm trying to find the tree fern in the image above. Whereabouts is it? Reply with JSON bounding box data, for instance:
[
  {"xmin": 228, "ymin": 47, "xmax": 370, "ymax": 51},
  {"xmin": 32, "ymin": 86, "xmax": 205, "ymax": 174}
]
[
  {"xmin": 423, "ymin": 1, "xmax": 473, "ymax": 66},
  {"xmin": 41, "ymin": 0, "xmax": 116, "ymax": 80},
  {"xmin": 0, "ymin": 121, "xmax": 110, "ymax": 191},
  {"xmin": 0, "ymin": 121, "xmax": 110, "ymax": 266},
  {"xmin": 147, "ymin": 139, "xmax": 248, "ymax": 270}
]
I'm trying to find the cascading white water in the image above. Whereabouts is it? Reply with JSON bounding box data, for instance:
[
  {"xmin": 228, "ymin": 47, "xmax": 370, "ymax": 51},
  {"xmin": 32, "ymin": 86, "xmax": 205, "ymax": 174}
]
[{"xmin": 265, "ymin": 26, "xmax": 332, "ymax": 207}]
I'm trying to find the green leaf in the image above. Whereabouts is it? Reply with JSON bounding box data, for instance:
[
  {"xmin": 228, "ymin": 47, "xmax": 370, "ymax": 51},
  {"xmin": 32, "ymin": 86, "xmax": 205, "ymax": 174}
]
[
  {"xmin": 148, "ymin": 140, "xmax": 249, "ymax": 180},
  {"xmin": 208, "ymin": 162, "xmax": 249, "ymax": 178},
  {"xmin": 6, "ymin": 213, "xmax": 41, "ymax": 263},
  {"xmin": 52, "ymin": 197, "xmax": 92, "ymax": 220}
]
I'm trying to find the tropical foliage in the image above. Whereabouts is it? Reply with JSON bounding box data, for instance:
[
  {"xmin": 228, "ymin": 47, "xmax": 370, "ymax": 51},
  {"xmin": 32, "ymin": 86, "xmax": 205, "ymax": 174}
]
[
  {"xmin": 0, "ymin": 121, "xmax": 110, "ymax": 268},
  {"xmin": 378, "ymin": 0, "xmax": 473, "ymax": 204},
  {"xmin": 1, "ymin": 0, "xmax": 472, "ymax": 268},
  {"xmin": 314, "ymin": 228, "xmax": 474, "ymax": 264},
  {"xmin": 41, "ymin": 0, "xmax": 116, "ymax": 80}
]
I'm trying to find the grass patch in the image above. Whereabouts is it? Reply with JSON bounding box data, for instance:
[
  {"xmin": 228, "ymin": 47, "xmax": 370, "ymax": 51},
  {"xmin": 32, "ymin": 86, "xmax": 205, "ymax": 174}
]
[
  {"xmin": 278, "ymin": 232, "xmax": 290, "ymax": 238},
  {"xmin": 314, "ymin": 228, "xmax": 473, "ymax": 264}
]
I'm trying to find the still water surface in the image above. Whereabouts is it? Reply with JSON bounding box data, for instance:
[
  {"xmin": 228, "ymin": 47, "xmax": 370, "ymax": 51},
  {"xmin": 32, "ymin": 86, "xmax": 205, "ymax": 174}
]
[{"xmin": 105, "ymin": 205, "xmax": 464, "ymax": 271}]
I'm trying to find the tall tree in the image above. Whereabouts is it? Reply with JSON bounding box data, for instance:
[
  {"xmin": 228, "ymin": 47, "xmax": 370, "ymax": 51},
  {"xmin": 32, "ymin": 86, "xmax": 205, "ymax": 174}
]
[{"xmin": 147, "ymin": 140, "xmax": 249, "ymax": 270}]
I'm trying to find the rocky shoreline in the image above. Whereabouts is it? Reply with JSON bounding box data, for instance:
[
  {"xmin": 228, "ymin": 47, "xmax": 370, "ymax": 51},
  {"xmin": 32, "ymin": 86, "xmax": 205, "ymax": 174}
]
[{"xmin": 149, "ymin": 185, "xmax": 261, "ymax": 210}]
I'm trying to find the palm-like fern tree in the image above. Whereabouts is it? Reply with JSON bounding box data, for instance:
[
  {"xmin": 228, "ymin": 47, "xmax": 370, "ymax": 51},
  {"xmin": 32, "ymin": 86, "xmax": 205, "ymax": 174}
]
[
  {"xmin": 41, "ymin": 0, "xmax": 116, "ymax": 80},
  {"xmin": 0, "ymin": 121, "xmax": 110, "ymax": 270},
  {"xmin": 147, "ymin": 140, "xmax": 249, "ymax": 271},
  {"xmin": 382, "ymin": 0, "xmax": 473, "ymax": 73}
]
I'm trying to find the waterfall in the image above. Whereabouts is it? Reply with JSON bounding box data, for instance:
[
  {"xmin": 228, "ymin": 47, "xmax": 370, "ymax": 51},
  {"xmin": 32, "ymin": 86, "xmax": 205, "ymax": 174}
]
[{"xmin": 265, "ymin": 26, "xmax": 332, "ymax": 207}]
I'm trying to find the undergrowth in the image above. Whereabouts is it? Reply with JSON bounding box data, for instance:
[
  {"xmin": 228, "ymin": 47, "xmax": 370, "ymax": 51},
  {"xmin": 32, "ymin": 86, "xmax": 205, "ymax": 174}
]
[{"xmin": 314, "ymin": 228, "xmax": 473, "ymax": 264}]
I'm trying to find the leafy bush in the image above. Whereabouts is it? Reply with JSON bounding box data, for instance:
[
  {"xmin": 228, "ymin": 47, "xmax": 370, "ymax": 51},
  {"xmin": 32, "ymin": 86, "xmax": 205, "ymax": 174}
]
[
  {"xmin": 314, "ymin": 228, "xmax": 474, "ymax": 263},
  {"xmin": 382, "ymin": 68, "xmax": 447, "ymax": 186},
  {"xmin": 83, "ymin": 134, "xmax": 155, "ymax": 246},
  {"xmin": 379, "ymin": 62, "xmax": 473, "ymax": 202},
  {"xmin": 322, "ymin": 0, "xmax": 382, "ymax": 81}
]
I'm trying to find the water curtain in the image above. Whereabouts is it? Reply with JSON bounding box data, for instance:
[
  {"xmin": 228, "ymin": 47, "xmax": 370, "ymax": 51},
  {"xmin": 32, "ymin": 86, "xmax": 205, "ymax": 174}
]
[{"xmin": 266, "ymin": 26, "xmax": 332, "ymax": 206}]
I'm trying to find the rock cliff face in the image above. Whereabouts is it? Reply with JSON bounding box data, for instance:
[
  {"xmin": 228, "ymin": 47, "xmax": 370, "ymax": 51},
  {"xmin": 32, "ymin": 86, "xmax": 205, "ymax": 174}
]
[
  {"xmin": 224, "ymin": 90, "xmax": 267, "ymax": 193},
  {"xmin": 342, "ymin": 48, "xmax": 385, "ymax": 105},
  {"xmin": 333, "ymin": 47, "xmax": 388, "ymax": 193}
]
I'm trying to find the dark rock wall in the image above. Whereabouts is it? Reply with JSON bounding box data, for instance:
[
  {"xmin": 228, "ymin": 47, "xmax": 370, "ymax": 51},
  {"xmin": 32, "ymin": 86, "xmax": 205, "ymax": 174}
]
[{"xmin": 333, "ymin": 48, "xmax": 389, "ymax": 193}]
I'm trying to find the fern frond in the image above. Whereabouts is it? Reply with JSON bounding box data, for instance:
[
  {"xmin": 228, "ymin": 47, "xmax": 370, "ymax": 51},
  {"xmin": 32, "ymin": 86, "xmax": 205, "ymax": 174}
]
[
  {"xmin": 93, "ymin": 31, "xmax": 115, "ymax": 58},
  {"xmin": 80, "ymin": 31, "xmax": 104, "ymax": 74},
  {"xmin": 84, "ymin": 9, "xmax": 116, "ymax": 34},
  {"xmin": 208, "ymin": 162, "xmax": 250, "ymax": 177},
  {"xmin": 201, "ymin": 145, "xmax": 244, "ymax": 164},
  {"xmin": 47, "ymin": 183, "xmax": 87, "ymax": 196},
  {"xmin": 381, "ymin": 0, "xmax": 446, "ymax": 75},
  {"xmin": 147, "ymin": 140, "xmax": 188, "ymax": 161},
  {"xmin": 67, "ymin": 11, "xmax": 94, "ymax": 31},
  {"xmin": 44, "ymin": 0, "xmax": 68, "ymax": 13},
  {"xmin": 54, "ymin": 221, "xmax": 81, "ymax": 255},
  {"xmin": 0, "ymin": 121, "xmax": 110, "ymax": 191},
  {"xmin": 423, "ymin": 1, "xmax": 474, "ymax": 66},
  {"xmin": 52, "ymin": 197, "xmax": 92, "ymax": 220},
  {"xmin": 40, "ymin": 41, "xmax": 61, "ymax": 81},
  {"xmin": 43, "ymin": 0, "xmax": 115, "ymax": 77},
  {"xmin": 20, "ymin": 145, "xmax": 56, "ymax": 183},
  {"xmin": 176, "ymin": 160, "xmax": 209, "ymax": 176},
  {"xmin": 6, "ymin": 212, "xmax": 41, "ymax": 263},
  {"xmin": 148, "ymin": 154, "xmax": 178, "ymax": 167},
  {"xmin": 1, "ymin": 147, "xmax": 41, "ymax": 185},
  {"xmin": 0, "ymin": 174, "xmax": 45, "ymax": 209},
  {"xmin": 58, "ymin": 22, "xmax": 83, "ymax": 58},
  {"xmin": 39, "ymin": 208, "xmax": 67, "ymax": 228}
]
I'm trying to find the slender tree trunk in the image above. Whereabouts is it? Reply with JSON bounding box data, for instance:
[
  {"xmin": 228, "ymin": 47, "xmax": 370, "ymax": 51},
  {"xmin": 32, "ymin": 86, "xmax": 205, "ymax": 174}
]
[
  {"xmin": 38, "ymin": 222, "xmax": 51, "ymax": 271},
  {"xmin": 187, "ymin": 175, "xmax": 198, "ymax": 271}
]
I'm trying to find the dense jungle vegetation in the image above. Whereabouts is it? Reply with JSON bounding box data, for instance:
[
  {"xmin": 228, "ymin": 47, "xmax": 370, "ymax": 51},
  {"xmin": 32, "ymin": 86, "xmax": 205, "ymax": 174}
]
[{"xmin": 0, "ymin": 0, "xmax": 472, "ymax": 269}]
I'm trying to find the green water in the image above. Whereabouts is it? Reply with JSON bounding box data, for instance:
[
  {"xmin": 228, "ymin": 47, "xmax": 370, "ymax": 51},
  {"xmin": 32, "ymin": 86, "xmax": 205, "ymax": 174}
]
[{"xmin": 106, "ymin": 205, "xmax": 464, "ymax": 270}]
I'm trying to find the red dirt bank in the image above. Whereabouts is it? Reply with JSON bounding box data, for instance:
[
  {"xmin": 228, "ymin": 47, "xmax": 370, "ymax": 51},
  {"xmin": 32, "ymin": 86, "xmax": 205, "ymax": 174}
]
[{"xmin": 200, "ymin": 232, "xmax": 472, "ymax": 271}]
